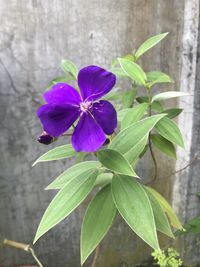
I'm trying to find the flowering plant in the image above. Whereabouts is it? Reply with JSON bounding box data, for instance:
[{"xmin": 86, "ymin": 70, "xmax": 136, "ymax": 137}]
[{"xmin": 33, "ymin": 33, "xmax": 188, "ymax": 264}]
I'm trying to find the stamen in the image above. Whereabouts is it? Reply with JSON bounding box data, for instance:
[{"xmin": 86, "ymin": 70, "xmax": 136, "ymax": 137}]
[{"xmin": 80, "ymin": 101, "xmax": 92, "ymax": 112}]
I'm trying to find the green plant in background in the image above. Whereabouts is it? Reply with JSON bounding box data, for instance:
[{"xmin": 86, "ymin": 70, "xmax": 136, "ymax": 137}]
[
  {"xmin": 152, "ymin": 248, "xmax": 183, "ymax": 267},
  {"xmin": 33, "ymin": 33, "xmax": 189, "ymax": 265}
]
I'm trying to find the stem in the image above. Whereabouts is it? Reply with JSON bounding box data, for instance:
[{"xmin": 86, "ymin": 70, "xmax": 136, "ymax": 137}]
[
  {"xmin": 62, "ymin": 133, "xmax": 72, "ymax": 137},
  {"xmin": 3, "ymin": 239, "xmax": 30, "ymax": 251},
  {"xmin": 146, "ymin": 88, "xmax": 158, "ymax": 181},
  {"xmin": 29, "ymin": 247, "xmax": 44, "ymax": 267},
  {"xmin": 91, "ymin": 246, "xmax": 100, "ymax": 267},
  {"xmin": 148, "ymin": 134, "xmax": 158, "ymax": 181},
  {"xmin": 3, "ymin": 239, "xmax": 43, "ymax": 267}
]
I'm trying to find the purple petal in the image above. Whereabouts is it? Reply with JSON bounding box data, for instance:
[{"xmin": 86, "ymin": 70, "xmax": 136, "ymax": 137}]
[
  {"xmin": 92, "ymin": 100, "xmax": 117, "ymax": 135},
  {"xmin": 44, "ymin": 83, "xmax": 81, "ymax": 106},
  {"xmin": 78, "ymin": 66, "xmax": 116, "ymax": 101},
  {"xmin": 37, "ymin": 104, "xmax": 80, "ymax": 137},
  {"xmin": 72, "ymin": 113, "xmax": 106, "ymax": 152}
]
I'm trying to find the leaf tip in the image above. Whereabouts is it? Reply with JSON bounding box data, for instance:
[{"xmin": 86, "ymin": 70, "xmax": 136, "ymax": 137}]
[
  {"xmin": 32, "ymin": 160, "xmax": 38, "ymax": 167},
  {"xmin": 80, "ymin": 251, "xmax": 88, "ymax": 266},
  {"xmin": 33, "ymin": 234, "xmax": 39, "ymax": 245}
]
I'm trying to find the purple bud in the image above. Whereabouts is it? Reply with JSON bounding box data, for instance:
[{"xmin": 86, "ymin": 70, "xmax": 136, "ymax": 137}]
[
  {"xmin": 103, "ymin": 138, "xmax": 110, "ymax": 146},
  {"xmin": 37, "ymin": 131, "xmax": 53, "ymax": 145}
]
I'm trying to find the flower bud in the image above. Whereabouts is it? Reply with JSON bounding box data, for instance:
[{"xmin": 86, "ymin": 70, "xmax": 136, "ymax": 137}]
[
  {"xmin": 103, "ymin": 138, "xmax": 110, "ymax": 145},
  {"xmin": 37, "ymin": 131, "xmax": 54, "ymax": 145}
]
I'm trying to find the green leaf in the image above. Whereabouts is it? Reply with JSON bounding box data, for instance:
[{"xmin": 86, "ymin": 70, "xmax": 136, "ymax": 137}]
[
  {"xmin": 112, "ymin": 175, "xmax": 160, "ymax": 250},
  {"xmin": 162, "ymin": 108, "xmax": 183, "ymax": 119},
  {"xmin": 123, "ymin": 54, "xmax": 135, "ymax": 61},
  {"xmin": 151, "ymin": 134, "xmax": 176, "ymax": 159},
  {"xmin": 61, "ymin": 59, "xmax": 78, "ymax": 79},
  {"xmin": 34, "ymin": 169, "xmax": 98, "ymax": 243},
  {"xmin": 110, "ymin": 67, "xmax": 129, "ymax": 78},
  {"xmin": 152, "ymin": 91, "xmax": 189, "ymax": 103},
  {"xmin": 118, "ymin": 58, "xmax": 147, "ymax": 85},
  {"xmin": 175, "ymin": 216, "xmax": 200, "ymax": 236},
  {"xmin": 151, "ymin": 101, "xmax": 164, "ymax": 112},
  {"xmin": 81, "ymin": 185, "xmax": 117, "ymax": 264},
  {"xmin": 144, "ymin": 187, "xmax": 174, "ymax": 238},
  {"xmin": 135, "ymin": 33, "xmax": 168, "ymax": 60},
  {"xmin": 146, "ymin": 187, "xmax": 183, "ymax": 230},
  {"xmin": 122, "ymin": 89, "xmax": 137, "ymax": 108},
  {"xmin": 45, "ymin": 76, "xmax": 72, "ymax": 90},
  {"xmin": 124, "ymin": 135, "xmax": 148, "ymax": 164},
  {"xmin": 103, "ymin": 88, "xmax": 123, "ymax": 101},
  {"xmin": 117, "ymin": 108, "xmax": 132, "ymax": 122},
  {"xmin": 110, "ymin": 114, "xmax": 166, "ymax": 154},
  {"xmin": 46, "ymin": 161, "xmax": 101, "ymax": 190},
  {"xmin": 139, "ymin": 144, "xmax": 149, "ymax": 158},
  {"xmin": 95, "ymin": 173, "xmax": 113, "ymax": 187},
  {"xmin": 32, "ymin": 144, "xmax": 76, "ymax": 166},
  {"xmin": 155, "ymin": 117, "xmax": 184, "ymax": 148},
  {"xmin": 136, "ymin": 96, "xmax": 164, "ymax": 112},
  {"xmin": 146, "ymin": 71, "xmax": 174, "ymax": 86},
  {"xmin": 97, "ymin": 149, "xmax": 137, "ymax": 177},
  {"xmin": 121, "ymin": 103, "xmax": 148, "ymax": 130}
]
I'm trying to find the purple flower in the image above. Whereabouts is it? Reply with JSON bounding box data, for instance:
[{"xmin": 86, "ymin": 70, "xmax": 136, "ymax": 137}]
[{"xmin": 37, "ymin": 66, "xmax": 117, "ymax": 152}]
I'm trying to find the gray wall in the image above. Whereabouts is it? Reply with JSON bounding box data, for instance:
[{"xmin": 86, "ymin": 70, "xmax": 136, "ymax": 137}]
[{"xmin": 0, "ymin": 0, "xmax": 199, "ymax": 266}]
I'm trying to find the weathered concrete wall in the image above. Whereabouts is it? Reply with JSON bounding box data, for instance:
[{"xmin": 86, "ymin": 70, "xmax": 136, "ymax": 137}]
[
  {"xmin": 0, "ymin": 0, "xmax": 199, "ymax": 266},
  {"xmin": 172, "ymin": 0, "xmax": 200, "ymax": 265}
]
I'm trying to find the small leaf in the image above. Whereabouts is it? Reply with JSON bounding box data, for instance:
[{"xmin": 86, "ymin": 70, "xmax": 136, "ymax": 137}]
[
  {"xmin": 34, "ymin": 169, "xmax": 98, "ymax": 243},
  {"xmin": 146, "ymin": 187, "xmax": 183, "ymax": 230},
  {"xmin": 139, "ymin": 144, "xmax": 149, "ymax": 158},
  {"xmin": 110, "ymin": 114, "xmax": 166, "ymax": 154},
  {"xmin": 32, "ymin": 144, "xmax": 76, "ymax": 166},
  {"xmin": 122, "ymin": 89, "xmax": 137, "ymax": 108},
  {"xmin": 118, "ymin": 58, "xmax": 147, "ymax": 85},
  {"xmin": 124, "ymin": 135, "xmax": 148, "ymax": 164},
  {"xmin": 146, "ymin": 71, "xmax": 174, "ymax": 86},
  {"xmin": 135, "ymin": 33, "xmax": 168, "ymax": 60},
  {"xmin": 45, "ymin": 76, "xmax": 72, "ymax": 90},
  {"xmin": 151, "ymin": 134, "xmax": 176, "ymax": 159},
  {"xmin": 97, "ymin": 149, "xmax": 137, "ymax": 177},
  {"xmin": 61, "ymin": 59, "xmax": 78, "ymax": 79},
  {"xmin": 112, "ymin": 174, "xmax": 160, "ymax": 250},
  {"xmin": 152, "ymin": 91, "xmax": 189, "ymax": 103},
  {"xmin": 46, "ymin": 161, "xmax": 101, "ymax": 190},
  {"xmin": 110, "ymin": 68, "xmax": 129, "ymax": 78},
  {"xmin": 103, "ymin": 88, "xmax": 123, "ymax": 101},
  {"xmin": 151, "ymin": 101, "xmax": 164, "ymax": 112},
  {"xmin": 117, "ymin": 108, "xmax": 132, "ymax": 122},
  {"xmin": 175, "ymin": 216, "xmax": 200, "ymax": 236},
  {"xmin": 155, "ymin": 117, "xmax": 184, "ymax": 148},
  {"xmin": 136, "ymin": 96, "xmax": 164, "ymax": 112},
  {"xmin": 95, "ymin": 173, "xmax": 113, "ymax": 187},
  {"xmin": 121, "ymin": 103, "xmax": 148, "ymax": 130},
  {"xmin": 162, "ymin": 108, "xmax": 183, "ymax": 119},
  {"xmin": 144, "ymin": 187, "xmax": 174, "ymax": 238},
  {"xmin": 81, "ymin": 185, "xmax": 117, "ymax": 264}
]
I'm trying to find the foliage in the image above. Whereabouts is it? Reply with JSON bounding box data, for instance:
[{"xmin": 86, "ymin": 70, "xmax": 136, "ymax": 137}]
[
  {"xmin": 152, "ymin": 248, "xmax": 183, "ymax": 267},
  {"xmin": 175, "ymin": 216, "xmax": 200, "ymax": 236},
  {"xmin": 33, "ymin": 33, "xmax": 188, "ymax": 264}
]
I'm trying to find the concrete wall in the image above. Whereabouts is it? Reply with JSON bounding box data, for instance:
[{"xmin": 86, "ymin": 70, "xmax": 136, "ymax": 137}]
[{"xmin": 0, "ymin": 0, "xmax": 199, "ymax": 266}]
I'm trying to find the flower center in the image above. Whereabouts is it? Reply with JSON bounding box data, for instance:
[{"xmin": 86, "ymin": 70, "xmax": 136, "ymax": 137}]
[{"xmin": 80, "ymin": 101, "xmax": 93, "ymax": 113}]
